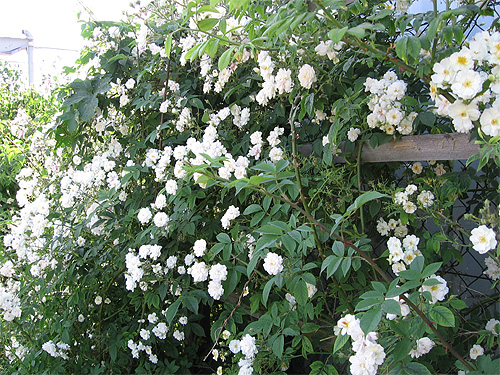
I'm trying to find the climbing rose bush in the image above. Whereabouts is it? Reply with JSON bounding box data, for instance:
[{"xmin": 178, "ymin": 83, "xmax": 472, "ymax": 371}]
[{"xmin": 1, "ymin": 0, "xmax": 499, "ymax": 374}]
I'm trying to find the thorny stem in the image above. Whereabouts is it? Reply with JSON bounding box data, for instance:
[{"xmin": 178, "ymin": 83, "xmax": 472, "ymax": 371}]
[
  {"xmin": 159, "ymin": 57, "xmax": 172, "ymax": 151},
  {"xmin": 289, "ymin": 96, "xmax": 324, "ymax": 258},
  {"xmin": 203, "ymin": 272, "xmax": 255, "ymax": 361}
]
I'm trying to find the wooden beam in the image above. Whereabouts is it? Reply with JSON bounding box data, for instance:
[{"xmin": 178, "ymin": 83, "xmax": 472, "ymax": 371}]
[
  {"xmin": 360, "ymin": 133, "xmax": 479, "ymax": 162},
  {"xmin": 299, "ymin": 133, "xmax": 480, "ymax": 163}
]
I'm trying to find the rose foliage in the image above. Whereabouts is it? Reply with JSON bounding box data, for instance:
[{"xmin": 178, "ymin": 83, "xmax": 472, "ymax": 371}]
[{"xmin": 1, "ymin": 0, "xmax": 500, "ymax": 374}]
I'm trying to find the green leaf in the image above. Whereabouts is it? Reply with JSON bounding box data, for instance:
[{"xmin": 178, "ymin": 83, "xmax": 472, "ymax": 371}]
[
  {"xmin": 371, "ymin": 281, "xmax": 387, "ymax": 294},
  {"xmin": 407, "ymin": 36, "xmax": 421, "ymax": 59},
  {"xmin": 165, "ymin": 34, "xmax": 173, "ymax": 58},
  {"xmin": 345, "ymin": 191, "xmax": 387, "ymax": 217},
  {"xmin": 392, "ymin": 338, "xmax": 413, "ymax": 363},
  {"xmin": 326, "ymin": 256, "xmax": 342, "ymax": 278},
  {"xmin": 360, "ymin": 308, "xmax": 382, "ymax": 334},
  {"xmin": 429, "ymin": 305, "xmax": 455, "ymax": 327},
  {"xmin": 421, "ymin": 262, "xmax": 442, "ymax": 279},
  {"xmin": 356, "ymin": 298, "xmax": 382, "ymax": 311},
  {"xmin": 301, "ymin": 323, "xmax": 320, "ymax": 333},
  {"xmin": 191, "ymin": 323, "xmax": 206, "ymax": 337},
  {"xmin": 390, "ymin": 362, "xmax": 432, "ymax": 375},
  {"xmin": 321, "ymin": 255, "xmax": 340, "ymax": 274},
  {"xmin": 166, "ymin": 298, "xmax": 181, "ymax": 325},
  {"xmin": 109, "ymin": 343, "xmax": 117, "ymax": 362},
  {"xmin": 283, "ymin": 327, "xmax": 299, "ymax": 336},
  {"xmin": 78, "ymin": 96, "xmax": 98, "ymax": 122},
  {"xmin": 243, "ymin": 204, "xmax": 262, "ymax": 215},
  {"xmin": 410, "ymin": 256, "xmax": 425, "ymax": 273},
  {"xmin": 217, "ymin": 232, "xmax": 231, "ymax": 243},
  {"xmin": 262, "ymin": 278, "xmax": 274, "ymax": 306},
  {"xmin": 205, "ymin": 38, "xmax": 219, "ymax": 58},
  {"xmin": 382, "ymin": 299, "xmax": 401, "ymax": 315},
  {"xmin": 310, "ymin": 361, "xmax": 339, "ymax": 375},
  {"xmin": 398, "ymin": 269, "xmax": 421, "ymax": 281},
  {"xmin": 218, "ymin": 47, "xmax": 235, "ymax": 71},
  {"xmin": 341, "ymin": 256, "xmax": 352, "ymax": 277},
  {"xmin": 328, "ymin": 27, "xmax": 348, "ymax": 43},
  {"xmin": 332, "ymin": 333, "xmax": 349, "ymax": 355},
  {"xmin": 159, "ymin": 283, "xmax": 168, "ymax": 300},
  {"xmin": 255, "ymin": 235, "xmax": 278, "ymax": 251},
  {"xmin": 247, "ymin": 250, "xmax": 262, "ymax": 276},
  {"xmin": 256, "ymin": 224, "xmax": 283, "ymax": 235},
  {"xmin": 295, "ymin": 279, "xmax": 309, "ymax": 306},
  {"xmin": 419, "ymin": 112, "xmax": 435, "ymax": 126},
  {"xmin": 197, "ymin": 18, "xmax": 219, "ymax": 31},
  {"xmin": 332, "ymin": 241, "xmax": 345, "ymax": 256},
  {"xmin": 395, "ymin": 37, "xmax": 408, "ymax": 63},
  {"xmin": 230, "ymin": 0, "xmax": 249, "ymax": 9},
  {"xmin": 272, "ymin": 334, "xmax": 284, "ymax": 358}
]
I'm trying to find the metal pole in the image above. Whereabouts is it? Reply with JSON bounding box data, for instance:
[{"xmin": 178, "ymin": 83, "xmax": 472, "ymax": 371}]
[{"xmin": 22, "ymin": 30, "xmax": 34, "ymax": 86}]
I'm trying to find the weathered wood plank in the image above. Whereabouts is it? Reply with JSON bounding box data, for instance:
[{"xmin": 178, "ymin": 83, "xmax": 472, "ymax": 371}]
[
  {"xmin": 361, "ymin": 133, "xmax": 479, "ymax": 162},
  {"xmin": 298, "ymin": 134, "xmax": 480, "ymax": 163}
]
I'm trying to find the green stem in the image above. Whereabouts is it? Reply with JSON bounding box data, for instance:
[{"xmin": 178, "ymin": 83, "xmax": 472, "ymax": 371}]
[{"xmin": 356, "ymin": 140, "xmax": 365, "ymax": 233}]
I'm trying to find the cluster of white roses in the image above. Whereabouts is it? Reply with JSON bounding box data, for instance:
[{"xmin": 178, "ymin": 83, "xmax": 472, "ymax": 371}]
[
  {"xmin": 124, "ymin": 245, "xmax": 165, "ymax": 292},
  {"xmin": 385, "ymin": 234, "xmax": 449, "ymax": 304},
  {"xmin": 207, "ymin": 105, "xmax": 251, "ymax": 131},
  {"xmin": 42, "ymin": 340, "xmax": 70, "ymax": 360},
  {"xmin": 315, "ymin": 39, "xmax": 345, "ymax": 63},
  {"xmin": 127, "ymin": 311, "xmax": 174, "ymax": 364},
  {"xmin": 336, "ymin": 314, "xmax": 386, "ymax": 375},
  {"xmin": 364, "ymin": 71, "xmax": 417, "ymax": 135},
  {"xmin": 376, "ymin": 217, "xmax": 409, "ymax": 238},
  {"xmin": 430, "ymin": 30, "xmax": 500, "ymax": 136},
  {"xmin": 386, "ymin": 235, "xmax": 422, "ymax": 275},
  {"xmin": 255, "ymin": 51, "xmax": 294, "ymax": 106},
  {"xmin": 409, "ymin": 337, "xmax": 436, "ymax": 358},
  {"xmin": 228, "ymin": 333, "xmax": 258, "ymax": 375},
  {"xmin": 188, "ymin": 258, "xmax": 228, "ymax": 300},
  {"xmin": 393, "ymin": 184, "xmax": 435, "ymax": 214},
  {"xmin": 159, "ymin": 96, "xmax": 193, "ymax": 132},
  {"xmin": 247, "ymin": 126, "xmax": 285, "ymax": 162},
  {"xmin": 469, "ymin": 224, "xmax": 499, "ymax": 281},
  {"xmin": 4, "ymin": 337, "xmax": 27, "ymax": 363},
  {"xmin": 0, "ymin": 279, "xmax": 21, "ymax": 322}
]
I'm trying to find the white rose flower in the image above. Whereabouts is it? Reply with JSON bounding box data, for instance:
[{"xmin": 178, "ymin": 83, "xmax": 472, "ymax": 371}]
[
  {"xmin": 239, "ymin": 334, "xmax": 258, "ymax": 358},
  {"xmin": 298, "ymin": 64, "xmax": 317, "ymax": 89},
  {"xmin": 263, "ymin": 252, "xmax": 284, "ymax": 275},
  {"xmin": 469, "ymin": 344, "xmax": 484, "ymax": 360},
  {"xmin": 193, "ymin": 239, "xmax": 207, "ymax": 257},
  {"xmin": 347, "ymin": 127, "xmax": 361, "ymax": 142},
  {"xmin": 137, "ymin": 207, "xmax": 152, "ymax": 224},
  {"xmin": 470, "ymin": 225, "xmax": 497, "ymax": 254}
]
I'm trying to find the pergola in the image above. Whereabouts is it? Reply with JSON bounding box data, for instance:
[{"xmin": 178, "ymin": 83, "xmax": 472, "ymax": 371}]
[{"xmin": 0, "ymin": 30, "xmax": 34, "ymax": 85}]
